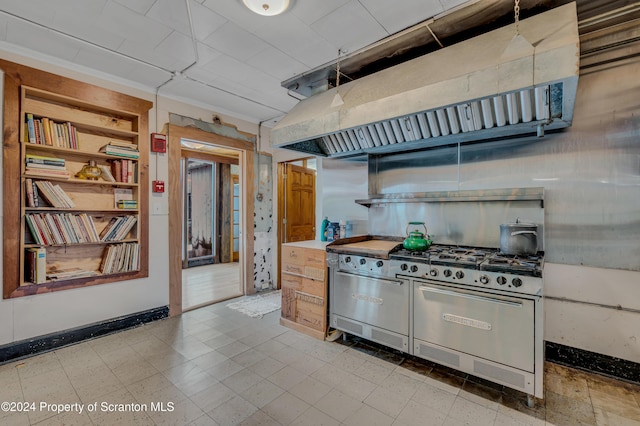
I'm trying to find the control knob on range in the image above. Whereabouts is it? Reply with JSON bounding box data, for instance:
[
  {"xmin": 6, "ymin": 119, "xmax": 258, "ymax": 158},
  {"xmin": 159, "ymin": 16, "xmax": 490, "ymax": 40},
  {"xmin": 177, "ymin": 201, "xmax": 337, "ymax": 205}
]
[
  {"xmin": 455, "ymin": 271, "xmax": 465, "ymax": 279},
  {"xmin": 376, "ymin": 260, "xmax": 384, "ymax": 268},
  {"xmin": 410, "ymin": 265, "xmax": 418, "ymax": 273},
  {"xmin": 443, "ymin": 269, "xmax": 452, "ymax": 277},
  {"xmin": 429, "ymin": 269, "xmax": 438, "ymax": 277},
  {"xmin": 359, "ymin": 258, "xmax": 367, "ymax": 265},
  {"xmin": 344, "ymin": 257, "xmax": 351, "ymax": 263},
  {"xmin": 479, "ymin": 275, "xmax": 490, "ymax": 285},
  {"xmin": 497, "ymin": 276, "xmax": 507, "ymax": 285},
  {"xmin": 400, "ymin": 264, "xmax": 408, "ymax": 271},
  {"xmin": 512, "ymin": 277, "xmax": 523, "ymax": 288}
]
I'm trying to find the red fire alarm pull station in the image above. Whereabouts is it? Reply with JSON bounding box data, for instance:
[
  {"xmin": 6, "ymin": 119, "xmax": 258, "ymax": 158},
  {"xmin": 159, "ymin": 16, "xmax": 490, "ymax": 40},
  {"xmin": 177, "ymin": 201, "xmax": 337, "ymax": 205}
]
[
  {"xmin": 153, "ymin": 180, "xmax": 165, "ymax": 193},
  {"xmin": 151, "ymin": 133, "xmax": 167, "ymax": 153}
]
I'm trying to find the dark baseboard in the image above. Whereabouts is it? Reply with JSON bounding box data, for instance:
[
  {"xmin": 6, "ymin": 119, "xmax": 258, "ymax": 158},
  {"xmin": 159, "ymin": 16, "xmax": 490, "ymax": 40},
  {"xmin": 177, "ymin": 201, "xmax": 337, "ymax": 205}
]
[
  {"xmin": 546, "ymin": 341, "xmax": 640, "ymax": 384},
  {"xmin": 0, "ymin": 306, "xmax": 169, "ymax": 365}
]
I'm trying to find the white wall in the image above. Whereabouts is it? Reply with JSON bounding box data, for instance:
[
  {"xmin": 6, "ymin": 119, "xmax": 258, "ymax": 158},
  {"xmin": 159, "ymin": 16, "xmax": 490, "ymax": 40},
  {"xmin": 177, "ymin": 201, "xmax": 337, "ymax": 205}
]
[
  {"xmin": 544, "ymin": 263, "xmax": 640, "ymax": 363},
  {"xmin": 0, "ymin": 50, "xmax": 258, "ymax": 346}
]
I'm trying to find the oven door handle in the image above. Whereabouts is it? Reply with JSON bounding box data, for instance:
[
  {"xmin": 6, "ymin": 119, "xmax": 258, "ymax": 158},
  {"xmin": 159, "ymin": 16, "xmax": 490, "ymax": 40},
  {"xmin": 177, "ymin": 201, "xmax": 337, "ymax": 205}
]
[
  {"xmin": 335, "ymin": 270, "xmax": 404, "ymax": 286},
  {"xmin": 418, "ymin": 285, "xmax": 522, "ymax": 308}
]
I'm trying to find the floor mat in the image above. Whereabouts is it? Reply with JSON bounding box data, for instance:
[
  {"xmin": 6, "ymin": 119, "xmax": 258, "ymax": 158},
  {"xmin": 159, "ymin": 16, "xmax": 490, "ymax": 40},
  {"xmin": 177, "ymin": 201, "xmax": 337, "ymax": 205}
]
[{"xmin": 226, "ymin": 290, "xmax": 281, "ymax": 318}]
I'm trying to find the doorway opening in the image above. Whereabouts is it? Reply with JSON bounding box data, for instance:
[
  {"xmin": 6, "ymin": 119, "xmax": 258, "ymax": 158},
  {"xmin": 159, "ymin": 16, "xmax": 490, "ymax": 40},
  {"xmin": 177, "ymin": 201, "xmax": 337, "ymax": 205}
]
[
  {"xmin": 180, "ymin": 143, "xmax": 243, "ymax": 310},
  {"xmin": 277, "ymin": 157, "xmax": 317, "ymax": 286}
]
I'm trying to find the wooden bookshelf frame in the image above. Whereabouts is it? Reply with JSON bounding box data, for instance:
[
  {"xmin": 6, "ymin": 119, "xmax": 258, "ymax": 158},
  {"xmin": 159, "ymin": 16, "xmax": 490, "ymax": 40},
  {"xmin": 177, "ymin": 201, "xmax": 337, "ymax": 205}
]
[{"xmin": 1, "ymin": 59, "xmax": 152, "ymax": 299}]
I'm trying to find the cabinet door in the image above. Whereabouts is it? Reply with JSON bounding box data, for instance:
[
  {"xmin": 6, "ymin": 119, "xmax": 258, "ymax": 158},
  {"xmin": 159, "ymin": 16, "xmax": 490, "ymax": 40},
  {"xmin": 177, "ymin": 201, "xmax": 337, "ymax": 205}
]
[{"xmin": 281, "ymin": 273, "xmax": 301, "ymax": 321}]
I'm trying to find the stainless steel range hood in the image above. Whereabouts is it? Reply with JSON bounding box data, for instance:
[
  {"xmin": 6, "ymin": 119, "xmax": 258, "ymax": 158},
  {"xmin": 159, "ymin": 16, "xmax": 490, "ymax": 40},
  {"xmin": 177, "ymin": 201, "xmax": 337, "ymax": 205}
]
[{"xmin": 270, "ymin": 2, "xmax": 579, "ymax": 158}]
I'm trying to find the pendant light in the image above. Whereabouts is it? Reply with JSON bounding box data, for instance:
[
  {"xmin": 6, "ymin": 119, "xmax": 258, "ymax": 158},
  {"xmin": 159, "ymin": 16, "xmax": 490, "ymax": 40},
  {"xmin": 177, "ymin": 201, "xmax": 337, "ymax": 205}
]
[{"xmin": 242, "ymin": 0, "xmax": 290, "ymax": 16}]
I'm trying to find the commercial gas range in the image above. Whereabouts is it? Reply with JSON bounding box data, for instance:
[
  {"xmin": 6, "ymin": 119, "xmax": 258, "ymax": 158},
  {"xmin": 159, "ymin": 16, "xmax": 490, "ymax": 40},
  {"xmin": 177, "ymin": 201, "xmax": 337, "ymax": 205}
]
[{"xmin": 327, "ymin": 238, "xmax": 544, "ymax": 405}]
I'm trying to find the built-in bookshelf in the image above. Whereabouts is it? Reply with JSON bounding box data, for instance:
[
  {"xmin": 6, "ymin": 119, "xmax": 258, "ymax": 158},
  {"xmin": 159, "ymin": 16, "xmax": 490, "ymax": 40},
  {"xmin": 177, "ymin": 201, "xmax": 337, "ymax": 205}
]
[{"xmin": 2, "ymin": 60, "xmax": 152, "ymax": 298}]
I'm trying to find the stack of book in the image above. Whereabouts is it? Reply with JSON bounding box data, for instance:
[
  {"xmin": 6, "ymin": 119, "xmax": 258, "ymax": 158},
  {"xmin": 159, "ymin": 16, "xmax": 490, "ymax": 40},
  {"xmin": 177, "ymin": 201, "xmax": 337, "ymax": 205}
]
[
  {"xmin": 99, "ymin": 216, "xmax": 138, "ymax": 241},
  {"xmin": 25, "ymin": 113, "xmax": 80, "ymax": 149},
  {"xmin": 25, "ymin": 212, "xmax": 100, "ymax": 245},
  {"xmin": 100, "ymin": 242, "xmax": 140, "ymax": 274},
  {"xmin": 99, "ymin": 141, "xmax": 139, "ymax": 158},
  {"xmin": 117, "ymin": 200, "xmax": 138, "ymax": 209},
  {"xmin": 25, "ymin": 179, "xmax": 75, "ymax": 208},
  {"xmin": 47, "ymin": 268, "xmax": 98, "ymax": 281},
  {"xmin": 25, "ymin": 154, "xmax": 69, "ymax": 179}
]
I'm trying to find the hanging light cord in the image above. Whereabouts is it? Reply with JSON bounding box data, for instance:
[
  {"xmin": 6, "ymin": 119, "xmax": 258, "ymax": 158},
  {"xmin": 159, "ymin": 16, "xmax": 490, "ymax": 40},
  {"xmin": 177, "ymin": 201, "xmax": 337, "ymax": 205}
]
[
  {"xmin": 514, "ymin": 0, "xmax": 521, "ymax": 35},
  {"xmin": 336, "ymin": 49, "xmax": 342, "ymax": 89}
]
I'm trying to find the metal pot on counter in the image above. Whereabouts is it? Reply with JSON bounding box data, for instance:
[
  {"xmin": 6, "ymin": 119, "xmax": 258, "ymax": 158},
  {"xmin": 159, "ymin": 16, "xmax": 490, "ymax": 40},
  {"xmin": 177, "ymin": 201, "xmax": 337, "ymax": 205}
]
[{"xmin": 499, "ymin": 219, "xmax": 538, "ymax": 256}]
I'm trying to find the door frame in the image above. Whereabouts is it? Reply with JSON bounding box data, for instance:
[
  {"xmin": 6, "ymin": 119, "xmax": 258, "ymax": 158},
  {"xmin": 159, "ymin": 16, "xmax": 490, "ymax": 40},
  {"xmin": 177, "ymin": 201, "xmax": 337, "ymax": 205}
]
[
  {"xmin": 276, "ymin": 158, "xmax": 316, "ymax": 290},
  {"xmin": 168, "ymin": 123, "xmax": 255, "ymax": 316}
]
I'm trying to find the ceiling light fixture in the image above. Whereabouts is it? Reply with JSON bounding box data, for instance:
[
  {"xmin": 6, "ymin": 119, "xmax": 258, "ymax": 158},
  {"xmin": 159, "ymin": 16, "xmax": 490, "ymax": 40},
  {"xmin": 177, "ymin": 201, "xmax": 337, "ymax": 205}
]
[{"xmin": 242, "ymin": 0, "xmax": 290, "ymax": 16}]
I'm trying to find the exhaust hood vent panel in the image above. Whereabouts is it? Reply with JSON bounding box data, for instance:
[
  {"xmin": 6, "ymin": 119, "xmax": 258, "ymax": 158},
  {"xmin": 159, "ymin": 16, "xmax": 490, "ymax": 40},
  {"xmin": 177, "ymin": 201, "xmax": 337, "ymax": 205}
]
[{"xmin": 271, "ymin": 3, "xmax": 579, "ymax": 158}]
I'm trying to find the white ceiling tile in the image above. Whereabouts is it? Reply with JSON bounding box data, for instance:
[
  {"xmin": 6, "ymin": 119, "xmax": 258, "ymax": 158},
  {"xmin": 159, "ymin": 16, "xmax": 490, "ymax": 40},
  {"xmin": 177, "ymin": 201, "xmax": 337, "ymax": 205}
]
[
  {"xmin": 51, "ymin": 9, "xmax": 124, "ymax": 51},
  {"xmin": 118, "ymin": 38, "xmax": 178, "ymax": 71},
  {"xmin": 193, "ymin": 42, "xmax": 224, "ymax": 68},
  {"xmin": 145, "ymin": 0, "xmax": 190, "ymax": 33},
  {"xmin": 6, "ymin": 19, "xmax": 82, "ymax": 62},
  {"xmin": 73, "ymin": 45, "xmax": 137, "ymax": 80},
  {"xmin": 0, "ymin": 0, "xmax": 61, "ymax": 27},
  {"xmin": 245, "ymin": 47, "xmax": 307, "ymax": 81},
  {"xmin": 198, "ymin": 54, "xmax": 255, "ymax": 84},
  {"xmin": 95, "ymin": 1, "xmax": 173, "ymax": 49},
  {"xmin": 310, "ymin": 1, "xmax": 388, "ymax": 54},
  {"xmin": 124, "ymin": 62, "xmax": 174, "ymax": 88},
  {"xmin": 154, "ymin": 31, "xmax": 197, "ymax": 70},
  {"xmin": 251, "ymin": 15, "xmax": 337, "ymax": 67},
  {"xmin": 290, "ymin": 0, "xmax": 350, "ymax": 26},
  {"xmin": 188, "ymin": 2, "xmax": 228, "ymax": 41},
  {"xmin": 202, "ymin": 21, "xmax": 270, "ymax": 62},
  {"xmin": 359, "ymin": 0, "xmax": 444, "ymax": 33},
  {"xmin": 0, "ymin": 14, "xmax": 9, "ymax": 40},
  {"xmin": 113, "ymin": 0, "xmax": 156, "ymax": 15}
]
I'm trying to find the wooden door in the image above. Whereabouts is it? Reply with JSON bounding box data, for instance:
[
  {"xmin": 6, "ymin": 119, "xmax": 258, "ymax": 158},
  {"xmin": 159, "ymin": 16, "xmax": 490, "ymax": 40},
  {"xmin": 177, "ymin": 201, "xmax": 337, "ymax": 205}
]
[{"xmin": 284, "ymin": 163, "xmax": 316, "ymax": 242}]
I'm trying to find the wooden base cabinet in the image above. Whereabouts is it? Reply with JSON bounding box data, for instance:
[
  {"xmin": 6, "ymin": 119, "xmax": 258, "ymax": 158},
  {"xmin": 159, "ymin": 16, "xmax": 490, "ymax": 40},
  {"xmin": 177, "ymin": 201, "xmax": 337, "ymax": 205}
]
[{"xmin": 280, "ymin": 243, "xmax": 328, "ymax": 340}]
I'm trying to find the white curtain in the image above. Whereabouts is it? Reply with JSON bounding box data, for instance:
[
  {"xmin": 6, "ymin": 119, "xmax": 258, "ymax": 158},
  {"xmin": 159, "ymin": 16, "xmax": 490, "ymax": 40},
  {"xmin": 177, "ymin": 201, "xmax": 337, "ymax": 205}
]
[{"xmin": 189, "ymin": 163, "xmax": 213, "ymax": 255}]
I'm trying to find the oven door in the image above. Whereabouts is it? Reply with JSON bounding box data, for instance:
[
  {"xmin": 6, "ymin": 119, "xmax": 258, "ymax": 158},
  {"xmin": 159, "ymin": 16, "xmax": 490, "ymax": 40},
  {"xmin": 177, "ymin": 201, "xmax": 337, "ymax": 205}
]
[
  {"xmin": 332, "ymin": 270, "xmax": 409, "ymax": 336},
  {"xmin": 414, "ymin": 280, "xmax": 535, "ymax": 372}
]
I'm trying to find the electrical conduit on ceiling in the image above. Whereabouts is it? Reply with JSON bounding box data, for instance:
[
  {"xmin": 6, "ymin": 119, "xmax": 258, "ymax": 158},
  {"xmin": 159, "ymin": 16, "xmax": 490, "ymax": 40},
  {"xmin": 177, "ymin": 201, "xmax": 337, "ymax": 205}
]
[{"xmin": 0, "ymin": 1, "xmax": 286, "ymax": 115}]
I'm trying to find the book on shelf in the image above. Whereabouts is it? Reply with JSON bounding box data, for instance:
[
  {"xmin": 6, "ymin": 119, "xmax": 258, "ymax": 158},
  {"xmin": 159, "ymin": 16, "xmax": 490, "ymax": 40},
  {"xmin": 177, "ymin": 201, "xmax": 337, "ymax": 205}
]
[
  {"xmin": 117, "ymin": 200, "xmax": 138, "ymax": 209},
  {"xmin": 25, "ymin": 212, "xmax": 100, "ymax": 245},
  {"xmin": 99, "ymin": 165, "xmax": 116, "ymax": 182},
  {"xmin": 100, "ymin": 143, "xmax": 139, "ymax": 158},
  {"xmin": 99, "ymin": 215, "xmax": 137, "ymax": 241},
  {"xmin": 25, "ymin": 178, "xmax": 36, "ymax": 207},
  {"xmin": 25, "ymin": 115, "xmax": 79, "ymax": 148},
  {"xmin": 33, "ymin": 180, "xmax": 75, "ymax": 208},
  {"xmin": 25, "ymin": 168, "xmax": 70, "ymax": 179},
  {"xmin": 47, "ymin": 268, "xmax": 98, "ymax": 281},
  {"xmin": 26, "ymin": 113, "xmax": 37, "ymax": 144},
  {"xmin": 100, "ymin": 242, "xmax": 139, "ymax": 274},
  {"xmin": 113, "ymin": 188, "xmax": 133, "ymax": 208},
  {"xmin": 25, "ymin": 247, "xmax": 47, "ymax": 284},
  {"xmin": 26, "ymin": 154, "xmax": 65, "ymax": 166}
]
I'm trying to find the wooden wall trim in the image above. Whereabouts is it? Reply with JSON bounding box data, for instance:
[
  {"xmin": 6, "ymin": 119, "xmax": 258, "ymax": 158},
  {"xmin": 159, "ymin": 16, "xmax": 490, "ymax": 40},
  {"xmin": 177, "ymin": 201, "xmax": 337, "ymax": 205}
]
[
  {"xmin": 167, "ymin": 123, "xmax": 255, "ymax": 315},
  {"xmin": 1, "ymin": 59, "xmax": 152, "ymax": 299},
  {"xmin": 0, "ymin": 59, "xmax": 153, "ymax": 114}
]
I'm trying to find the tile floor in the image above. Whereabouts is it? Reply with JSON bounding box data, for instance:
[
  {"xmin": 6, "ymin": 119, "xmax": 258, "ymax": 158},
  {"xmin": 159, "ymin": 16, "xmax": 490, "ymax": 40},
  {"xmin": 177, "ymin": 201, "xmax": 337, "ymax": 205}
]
[{"xmin": 1, "ymin": 297, "xmax": 639, "ymax": 425}]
